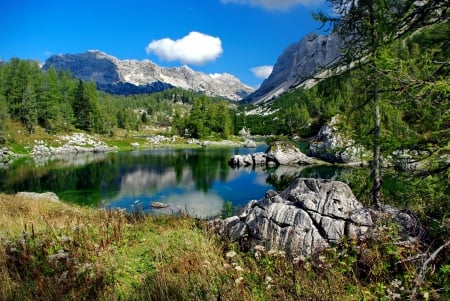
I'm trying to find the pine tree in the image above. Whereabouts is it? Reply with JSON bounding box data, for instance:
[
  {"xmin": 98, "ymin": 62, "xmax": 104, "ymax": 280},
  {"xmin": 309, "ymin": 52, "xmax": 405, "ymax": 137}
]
[
  {"xmin": 315, "ymin": 0, "xmax": 449, "ymax": 208},
  {"xmin": 39, "ymin": 66, "xmax": 61, "ymax": 132},
  {"xmin": 72, "ymin": 80, "xmax": 92, "ymax": 131},
  {"xmin": 57, "ymin": 70, "xmax": 75, "ymax": 131}
]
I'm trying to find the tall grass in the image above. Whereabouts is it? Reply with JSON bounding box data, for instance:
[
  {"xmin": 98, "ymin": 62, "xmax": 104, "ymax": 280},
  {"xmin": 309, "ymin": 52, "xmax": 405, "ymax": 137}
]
[{"xmin": 1, "ymin": 193, "xmax": 448, "ymax": 300}]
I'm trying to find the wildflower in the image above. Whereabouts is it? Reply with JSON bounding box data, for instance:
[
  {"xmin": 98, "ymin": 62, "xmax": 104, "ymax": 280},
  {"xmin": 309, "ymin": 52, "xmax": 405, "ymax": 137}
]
[
  {"xmin": 226, "ymin": 250, "xmax": 237, "ymax": 259},
  {"xmin": 202, "ymin": 260, "xmax": 211, "ymax": 268},
  {"xmin": 391, "ymin": 279, "xmax": 402, "ymax": 289},
  {"xmin": 235, "ymin": 276, "xmax": 244, "ymax": 284},
  {"xmin": 254, "ymin": 245, "xmax": 265, "ymax": 252},
  {"xmin": 234, "ymin": 265, "xmax": 244, "ymax": 272},
  {"xmin": 293, "ymin": 255, "xmax": 306, "ymax": 264}
]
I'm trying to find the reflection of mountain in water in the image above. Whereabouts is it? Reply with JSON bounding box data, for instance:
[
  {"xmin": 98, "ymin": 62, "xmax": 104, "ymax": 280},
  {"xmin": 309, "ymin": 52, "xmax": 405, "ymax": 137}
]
[
  {"xmin": 0, "ymin": 147, "xmax": 370, "ymax": 218},
  {"xmin": 118, "ymin": 168, "xmax": 194, "ymax": 196}
]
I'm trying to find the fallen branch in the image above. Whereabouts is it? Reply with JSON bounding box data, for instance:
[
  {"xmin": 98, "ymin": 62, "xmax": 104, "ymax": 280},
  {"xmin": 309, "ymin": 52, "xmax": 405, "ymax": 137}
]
[{"xmin": 411, "ymin": 240, "xmax": 450, "ymax": 299}]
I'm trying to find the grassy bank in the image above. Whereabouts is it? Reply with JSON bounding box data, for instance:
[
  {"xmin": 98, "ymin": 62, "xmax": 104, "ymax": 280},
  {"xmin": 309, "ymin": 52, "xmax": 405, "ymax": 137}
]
[{"xmin": 1, "ymin": 193, "xmax": 448, "ymax": 300}]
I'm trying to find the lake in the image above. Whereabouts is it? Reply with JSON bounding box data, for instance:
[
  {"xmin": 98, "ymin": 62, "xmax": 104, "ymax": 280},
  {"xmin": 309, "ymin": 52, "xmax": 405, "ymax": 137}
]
[{"xmin": 0, "ymin": 146, "xmax": 368, "ymax": 218}]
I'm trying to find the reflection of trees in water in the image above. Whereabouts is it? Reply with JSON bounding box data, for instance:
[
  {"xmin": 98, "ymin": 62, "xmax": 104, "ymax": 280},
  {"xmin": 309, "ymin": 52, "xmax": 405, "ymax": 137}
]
[{"xmin": 0, "ymin": 148, "xmax": 234, "ymax": 206}]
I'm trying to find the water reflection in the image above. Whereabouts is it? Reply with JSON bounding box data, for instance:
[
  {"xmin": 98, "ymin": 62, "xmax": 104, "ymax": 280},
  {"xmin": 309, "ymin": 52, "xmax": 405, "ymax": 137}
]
[{"xmin": 0, "ymin": 146, "xmax": 364, "ymax": 218}]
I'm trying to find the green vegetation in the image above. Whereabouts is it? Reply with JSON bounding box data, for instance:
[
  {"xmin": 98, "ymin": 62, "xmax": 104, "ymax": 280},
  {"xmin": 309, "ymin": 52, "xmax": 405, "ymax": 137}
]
[
  {"xmin": 0, "ymin": 2, "xmax": 449, "ymax": 300},
  {"xmin": 0, "ymin": 61, "xmax": 235, "ymax": 147},
  {"xmin": 1, "ymin": 193, "xmax": 449, "ymax": 300}
]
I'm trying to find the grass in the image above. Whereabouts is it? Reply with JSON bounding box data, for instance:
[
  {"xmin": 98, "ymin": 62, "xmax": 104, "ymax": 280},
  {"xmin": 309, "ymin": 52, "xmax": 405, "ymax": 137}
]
[{"xmin": 1, "ymin": 193, "xmax": 448, "ymax": 300}]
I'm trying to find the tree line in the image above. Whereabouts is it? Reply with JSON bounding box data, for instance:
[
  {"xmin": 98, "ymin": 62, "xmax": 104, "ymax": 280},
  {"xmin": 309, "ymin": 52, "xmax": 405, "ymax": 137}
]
[{"xmin": 0, "ymin": 61, "xmax": 234, "ymax": 142}]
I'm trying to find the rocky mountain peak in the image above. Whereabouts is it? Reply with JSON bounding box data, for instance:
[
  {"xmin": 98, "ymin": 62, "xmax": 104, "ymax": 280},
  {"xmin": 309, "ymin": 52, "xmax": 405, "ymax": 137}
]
[
  {"xmin": 244, "ymin": 32, "xmax": 342, "ymax": 104},
  {"xmin": 42, "ymin": 51, "xmax": 254, "ymax": 100}
]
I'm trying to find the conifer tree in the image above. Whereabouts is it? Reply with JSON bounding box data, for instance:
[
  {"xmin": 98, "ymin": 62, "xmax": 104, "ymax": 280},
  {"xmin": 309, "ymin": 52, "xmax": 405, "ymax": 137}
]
[
  {"xmin": 315, "ymin": 0, "xmax": 449, "ymax": 208},
  {"xmin": 39, "ymin": 66, "xmax": 61, "ymax": 132},
  {"xmin": 72, "ymin": 80, "xmax": 92, "ymax": 131}
]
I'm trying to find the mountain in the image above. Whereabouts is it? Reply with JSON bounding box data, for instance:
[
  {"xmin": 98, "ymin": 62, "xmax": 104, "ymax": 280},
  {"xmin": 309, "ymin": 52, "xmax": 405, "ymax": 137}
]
[
  {"xmin": 244, "ymin": 32, "xmax": 341, "ymax": 104},
  {"xmin": 42, "ymin": 50, "xmax": 254, "ymax": 100}
]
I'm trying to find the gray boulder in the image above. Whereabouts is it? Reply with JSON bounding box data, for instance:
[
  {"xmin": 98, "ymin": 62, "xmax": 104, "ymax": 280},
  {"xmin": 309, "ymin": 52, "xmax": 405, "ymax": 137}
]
[
  {"xmin": 214, "ymin": 178, "xmax": 373, "ymax": 256},
  {"xmin": 309, "ymin": 116, "xmax": 366, "ymax": 164},
  {"xmin": 228, "ymin": 154, "xmax": 253, "ymax": 167},
  {"xmin": 266, "ymin": 141, "xmax": 314, "ymax": 165},
  {"xmin": 243, "ymin": 139, "xmax": 257, "ymax": 148}
]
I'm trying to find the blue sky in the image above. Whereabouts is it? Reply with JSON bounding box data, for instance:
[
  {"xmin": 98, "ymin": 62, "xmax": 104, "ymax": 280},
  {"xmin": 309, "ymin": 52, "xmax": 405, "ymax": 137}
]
[{"xmin": 0, "ymin": 0, "xmax": 327, "ymax": 88}]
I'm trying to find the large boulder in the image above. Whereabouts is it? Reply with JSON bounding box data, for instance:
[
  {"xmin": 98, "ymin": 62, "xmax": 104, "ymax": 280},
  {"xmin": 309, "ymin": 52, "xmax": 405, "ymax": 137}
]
[
  {"xmin": 214, "ymin": 178, "xmax": 373, "ymax": 257},
  {"xmin": 266, "ymin": 141, "xmax": 314, "ymax": 165},
  {"xmin": 228, "ymin": 141, "xmax": 315, "ymax": 167},
  {"xmin": 309, "ymin": 116, "xmax": 366, "ymax": 164}
]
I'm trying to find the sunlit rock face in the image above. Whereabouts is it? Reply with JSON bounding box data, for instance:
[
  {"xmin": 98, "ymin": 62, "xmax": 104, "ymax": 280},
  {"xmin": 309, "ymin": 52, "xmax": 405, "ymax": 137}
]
[
  {"xmin": 215, "ymin": 178, "xmax": 373, "ymax": 257},
  {"xmin": 308, "ymin": 116, "xmax": 367, "ymax": 164},
  {"xmin": 244, "ymin": 32, "xmax": 341, "ymax": 104},
  {"xmin": 42, "ymin": 50, "xmax": 254, "ymax": 100}
]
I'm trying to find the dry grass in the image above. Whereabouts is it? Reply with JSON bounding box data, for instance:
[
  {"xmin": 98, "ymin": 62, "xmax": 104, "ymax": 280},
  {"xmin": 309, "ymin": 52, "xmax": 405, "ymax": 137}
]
[{"xmin": 0, "ymin": 193, "xmax": 448, "ymax": 300}]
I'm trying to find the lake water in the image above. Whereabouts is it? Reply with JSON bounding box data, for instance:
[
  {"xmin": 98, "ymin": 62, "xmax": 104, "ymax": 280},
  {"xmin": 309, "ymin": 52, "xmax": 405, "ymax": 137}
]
[{"xmin": 0, "ymin": 146, "xmax": 362, "ymax": 218}]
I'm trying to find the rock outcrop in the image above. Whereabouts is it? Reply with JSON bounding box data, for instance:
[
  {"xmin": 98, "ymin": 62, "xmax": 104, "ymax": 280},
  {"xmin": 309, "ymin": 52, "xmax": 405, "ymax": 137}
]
[
  {"xmin": 228, "ymin": 141, "xmax": 314, "ymax": 167},
  {"xmin": 266, "ymin": 141, "xmax": 314, "ymax": 165},
  {"xmin": 244, "ymin": 32, "xmax": 341, "ymax": 104},
  {"xmin": 43, "ymin": 50, "xmax": 254, "ymax": 101},
  {"xmin": 0, "ymin": 147, "xmax": 19, "ymax": 168},
  {"xmin": 31, "ymin": 133, "xmax": 118, "ymax": 158},
  {"xmin": 214, "ymin": 178, "xmax": 424, "ymax": 257},
  {"xmin": 309, "ymin": 116, "xmax": 366, "ymax": 164},
  {"xmin": 214, "ymin": 178, "xmax": 373, "ymax": 256}
]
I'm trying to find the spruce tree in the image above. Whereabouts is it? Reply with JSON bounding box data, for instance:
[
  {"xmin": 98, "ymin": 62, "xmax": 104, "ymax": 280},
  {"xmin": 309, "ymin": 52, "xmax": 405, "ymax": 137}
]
[
  {"xmin": 72, "ymin": 80, "xmax": 92, "ymax": 131},
  {"xmin": 315, "ymin": 0, "xmax": 449, "ymax": 208}
]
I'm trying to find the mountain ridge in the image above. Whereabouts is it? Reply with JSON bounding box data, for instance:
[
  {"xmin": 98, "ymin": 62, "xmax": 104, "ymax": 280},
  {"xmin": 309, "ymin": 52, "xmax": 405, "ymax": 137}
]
[
  {"xmin": 42, "ymin": 50, "xmax": 254, "ymax": 100},
  {"xmin": 244, "ymin": 32, "xmax": 342, "ymax": 104}
]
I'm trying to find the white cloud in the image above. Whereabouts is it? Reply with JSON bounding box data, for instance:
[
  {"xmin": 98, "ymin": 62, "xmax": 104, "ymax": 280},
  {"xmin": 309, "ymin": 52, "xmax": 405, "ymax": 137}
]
[
  {"xmin": 145, "ymin": 31, "xmax": 223, "ymax": 65},
  {"xmin": 251, "ymin": 65, "xmax": 273, "ymax": 79},
  {"xmin": 221, "ymin": 0, "xmax": 321, "ymax": 11}
]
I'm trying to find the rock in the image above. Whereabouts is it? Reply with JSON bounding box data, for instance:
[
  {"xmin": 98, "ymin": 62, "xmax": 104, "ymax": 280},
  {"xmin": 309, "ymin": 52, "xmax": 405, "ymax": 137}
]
[
  {"xmin": 373, "ymin": 205, "xmax": 425, "ymax": 244},
  {"xmin": 0, "ymin": 147, "xmax": 18, "ymax": 167},
  {"xmin": 243, "ymin": 139, "xmax": 257, "ymax": 148},
  {"xmin": 215, "ymin": 178, "xmax": 373, "ymax": 257},
  {"xmin": 228, "ymin": 142, "xmax": 314, "ymax": 167},
  {"xmin": 228, "ymin": 154, "xmax": 253, "ymax": 167},
  {"xmin": 266, "ymin": 141, "xmax": 314, "ymax": 165},
  {"xmin": 239, "ymin": 127, "xmax": 250, "ymax": 137},
  {"xmin": 130, "ymin": 142, "xmax": 139, "ymax": 149},
  {"xmin": 309, "ymin": 116, "xmax": 366, "ymax": 164},
  {"xmin": 252, "ymin": 152, "xmax": 267, "ymax": 165},
  {"xmin": 150, "ymin": 202, "xmax": 170, "ymax": 209},
  {"xmin": 16, "ymin": 192, "xmax": 60, "ymax": 202}
]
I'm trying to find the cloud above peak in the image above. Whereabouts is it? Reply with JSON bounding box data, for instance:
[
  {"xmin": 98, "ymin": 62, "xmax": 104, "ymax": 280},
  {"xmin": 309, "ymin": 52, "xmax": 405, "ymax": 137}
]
[
  {"xmin": 251, "ymin": 65, "xmax": 273, "ymax": 79},
  {"xmin": 221, "ymin": 0, "xmax": 320, "ymax": 11},
  {"xmin": 145, "ymin": 32, "xmax": 223, "ymax": 65}
]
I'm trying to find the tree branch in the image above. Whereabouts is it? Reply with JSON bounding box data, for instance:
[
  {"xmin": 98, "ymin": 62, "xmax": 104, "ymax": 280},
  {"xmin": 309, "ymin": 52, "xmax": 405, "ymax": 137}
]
[{"xmin": 411, "ymin": 240, "xmax": 450, "ymax": 299}]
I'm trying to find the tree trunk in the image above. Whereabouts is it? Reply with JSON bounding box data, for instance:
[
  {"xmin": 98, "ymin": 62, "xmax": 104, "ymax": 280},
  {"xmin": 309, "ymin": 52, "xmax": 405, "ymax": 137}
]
[{"xmin": 372, "ymin": 92, "xmax": 382, "ymax": 209}]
